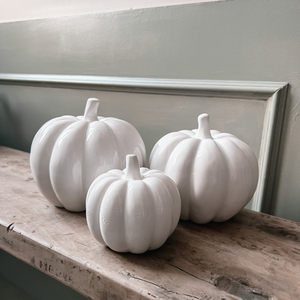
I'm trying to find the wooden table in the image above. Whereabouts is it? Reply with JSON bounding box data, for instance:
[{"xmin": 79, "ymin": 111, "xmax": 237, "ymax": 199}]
[{"xmin": 0, "ymin": 146, "xmax": 299, "ymax": 300}]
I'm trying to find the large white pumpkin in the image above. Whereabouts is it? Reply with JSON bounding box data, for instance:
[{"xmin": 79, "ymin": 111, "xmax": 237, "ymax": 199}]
[
  {"xmin": 30, "ymin": 98, "xmax": 146, "ymax": 212},
  {"xmin": 86, "ymin": 154, "xmax": 181, "ymax": 254},
  {"xmin": 149, "ymin": 113, "xmax": 258, "ymax": 224}
]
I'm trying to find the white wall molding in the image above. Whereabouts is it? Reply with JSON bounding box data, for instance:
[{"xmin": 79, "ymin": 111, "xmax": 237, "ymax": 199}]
[{"xmin": 0, "ymin": 73, "xmax": 286, "ymax": 97}]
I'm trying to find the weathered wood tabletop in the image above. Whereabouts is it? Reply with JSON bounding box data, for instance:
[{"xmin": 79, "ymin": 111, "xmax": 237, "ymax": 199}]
[{"xmin": 0, "ymin": 146, "xmax": 300, "ymax": 300}]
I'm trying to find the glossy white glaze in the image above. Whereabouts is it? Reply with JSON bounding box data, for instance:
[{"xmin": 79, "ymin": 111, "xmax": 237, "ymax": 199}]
[
  {"xmin": 86, "ymin": 154, "xmax": 181, "ymax": 254},
  {"xmin": 149, "ymin": 113, "xmax": 259, "ymax": 224},
  {"xmin": 30, "ymin": 98, "xmax": 146, "ymax": 212}
]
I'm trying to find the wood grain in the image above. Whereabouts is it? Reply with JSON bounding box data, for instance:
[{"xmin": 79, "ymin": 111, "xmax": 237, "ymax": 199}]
[{"xmin": 0, "ymin": 146, "xmax": 299, "ymax": 299}]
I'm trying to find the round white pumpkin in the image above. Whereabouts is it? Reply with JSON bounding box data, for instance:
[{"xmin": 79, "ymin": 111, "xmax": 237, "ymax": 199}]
[
  {"xmin": 149, "ymin": 113, "xmax": 258, "ymax": 224},
  {"xmin": 30, "ymin": 98, "xmax": 146, "ymax": 212},
  {"xmin": 86, "ymin": 154, "xmax": 181, "ymax": 254}
]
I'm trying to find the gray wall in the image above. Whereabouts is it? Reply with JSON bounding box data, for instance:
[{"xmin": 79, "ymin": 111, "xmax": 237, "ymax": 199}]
[
  {"xmin": 0, "ymin": 249, "xmax": 87, "ymax": 300},
  {"xmin": 0, "ymin": 0, "xmax": 299, "ymax": 222}
]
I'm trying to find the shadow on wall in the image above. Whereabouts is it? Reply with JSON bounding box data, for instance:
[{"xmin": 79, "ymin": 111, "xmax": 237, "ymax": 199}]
[{"xmin": 0, "ymin": 93, "xmax": 24, "ymax": 150}]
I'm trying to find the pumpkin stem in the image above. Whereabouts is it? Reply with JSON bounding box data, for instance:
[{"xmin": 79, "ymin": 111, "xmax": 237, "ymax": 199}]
[
  {"xmin": 124, "ymin": 155, "xmax": 142, "ymax": 180},
  {"xmin": 194, "ymin": 114, "xmax": 213, "ymax": 139},
  {"xmin": 83, "ymin": 98, "xmax": 100, "ymax": 122}
]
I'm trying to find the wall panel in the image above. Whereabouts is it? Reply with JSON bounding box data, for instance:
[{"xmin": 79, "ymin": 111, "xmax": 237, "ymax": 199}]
[{"xmin": 0, "ymin": 75, "xmax": 287, "ymax": 213}]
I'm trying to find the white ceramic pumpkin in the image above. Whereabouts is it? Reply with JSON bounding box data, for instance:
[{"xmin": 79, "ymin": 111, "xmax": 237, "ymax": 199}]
[
  {"xmin": 86, "ymin": 154, "xmax": 181, "ymax": 254},
  {"xmin": 149, "ymin": 113, "xmax": 258, "ymax": 224},
  {"xmin": 30, "ymin": 98, "xmax": 146, "ymax": 212}
]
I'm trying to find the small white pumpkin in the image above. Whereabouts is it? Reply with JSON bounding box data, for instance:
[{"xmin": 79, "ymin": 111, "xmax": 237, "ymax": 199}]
[
  {"xmin": 30, "ymin": 98, "xmax": 146, "ymax": 212},
  {"xmin": 149, "ymin": 113, "xmax": 258, "ymax": 224},
  {"xmin": 86, "ymin": 154, "xmax": 181, "ymax": 254}
]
